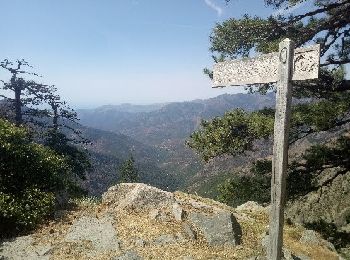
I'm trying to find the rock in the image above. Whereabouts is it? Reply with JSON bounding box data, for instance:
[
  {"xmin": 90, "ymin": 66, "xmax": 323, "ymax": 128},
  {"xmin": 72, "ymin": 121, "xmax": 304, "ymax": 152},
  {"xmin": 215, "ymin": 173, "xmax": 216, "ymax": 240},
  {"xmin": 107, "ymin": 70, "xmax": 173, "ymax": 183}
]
[
  {"xmin": 236, "ymin": 201, "xmax": 266, "ymax": 212},
  {"xmin": 114, "ymin": 250, "xmax": 143, "ymax": 260},
  {"xmin": 172, "ymin": 203, "xmax": 184, "ymax": 221},
  {"xmin": 153, "ymin": 234, "xmax": 178, "ymax": 245},
  {"xmin": 286, "ymin": 170, "xmax": 350, "ymax": 231},
  {"xmin": 134, "ymin": 238, "xmax": 147, "ymax": 248},
  {"xmin": 283, "ymin": 248, "xmax": 310, "ymax": 260},
  {"xmin": 262, "ymin": 235, "xmax": 311, "ymax": 260},
  {"xmin": 182, "ymin": 223, "xmax": 197, "ymax": 240},
  {"xmin": 0, "ymin": 235, "xmax": 52, "ymax": 260},
  {"xmin": 299, "ymin": 230, "xmax": 320, "ymax": 245},
  {"xmin": 188, "ymin": 200, "xmax": 214, "ymax": 211},
  {"xmin": 65, "ymin": 216, "xmax": 120, "ymax": 252},
  {"xmin": 335, "ymin": 208, "xmax": 350, "ymax": 228},
  {"xmin": 149, "ymin": 209, "xmax": 160, "ymax": 220},
  {"xmin": 189, "ymin": 211, "xmax": 241, "ymax": 246},
  {"xmin": 102, "ymin": 183, "xmax": 176, "ymax": 212},
  {"xmin": 299, "ymin": 229, "xmax": 336, "ymax": 252},
  {"xmin": 148, "ymin": 209, "xmax": 169, "ymax": 221}
]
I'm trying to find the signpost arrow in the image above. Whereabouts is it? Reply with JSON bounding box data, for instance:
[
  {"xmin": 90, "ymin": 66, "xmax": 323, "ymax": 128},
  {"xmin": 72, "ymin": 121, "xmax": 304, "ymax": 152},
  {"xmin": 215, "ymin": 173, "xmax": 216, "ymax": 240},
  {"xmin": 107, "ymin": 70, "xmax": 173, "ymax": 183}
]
[{"xmin": 212, "ymin": 38, "xmax": 320, "ymax": 260}]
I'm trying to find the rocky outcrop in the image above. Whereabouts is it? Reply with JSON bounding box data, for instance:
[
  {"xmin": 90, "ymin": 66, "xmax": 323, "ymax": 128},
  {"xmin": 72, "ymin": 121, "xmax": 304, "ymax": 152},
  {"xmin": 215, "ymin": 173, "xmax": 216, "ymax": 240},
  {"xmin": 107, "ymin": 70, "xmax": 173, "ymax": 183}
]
[
  {"xmin": 0, "ymin": 183, "xmax": 342, "ymax": 260},
  {"xmin": 102, "ymin": 183, "xmax": 176, "ymax": 212},
  {"xmin": 286, "ymin": 170, "xmax": 350, "ymax": 232},
  {"xmin": 65, "ymin": 216, "xmax": 120, "ymax": 252},
  {"xmin": 189, "ymin": 211, "xmax": 241, "ymax": 246}
]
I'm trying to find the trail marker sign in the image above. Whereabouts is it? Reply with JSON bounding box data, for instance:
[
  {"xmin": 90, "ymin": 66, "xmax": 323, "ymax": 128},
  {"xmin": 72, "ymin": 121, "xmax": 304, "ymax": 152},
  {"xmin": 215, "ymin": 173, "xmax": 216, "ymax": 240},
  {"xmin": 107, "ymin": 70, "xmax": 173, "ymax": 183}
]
[{"xmin": 212, "ymin": 39, "xmax": 320, "ymax": 260}]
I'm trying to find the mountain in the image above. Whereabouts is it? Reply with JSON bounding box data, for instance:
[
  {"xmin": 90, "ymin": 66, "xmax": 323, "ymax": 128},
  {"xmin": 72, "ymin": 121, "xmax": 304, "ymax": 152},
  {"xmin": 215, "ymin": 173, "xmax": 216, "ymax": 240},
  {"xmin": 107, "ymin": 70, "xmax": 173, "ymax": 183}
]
[
  {"xmin": 77, "ymin": 93, "xmax": 275, "ymax": 146},
  {"xmin": 77, "ymin": 93, "xmax": 276, "ymax": 194},
  {"xmin": 78, "ymin": 126, "xmax": 179, "ymax": 196}
]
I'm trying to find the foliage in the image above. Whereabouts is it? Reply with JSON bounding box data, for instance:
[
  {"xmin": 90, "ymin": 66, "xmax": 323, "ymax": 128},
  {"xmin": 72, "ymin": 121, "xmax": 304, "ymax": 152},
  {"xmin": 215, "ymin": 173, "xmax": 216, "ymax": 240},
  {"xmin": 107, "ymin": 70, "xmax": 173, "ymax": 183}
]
[
  {"xmin": 187, "ymin": 108, "xmax": 275, "ymax": 161},
  {"xmin": 191, "ymin": 0, "xmax": 350, "ymax": 225},
  {"xmin": 0, "ymin": 119, "xmax": 70, "ymax": 194},
  {"xmin": 119, "ymin": 155, "xmax": 139, "ymax": 183},
  {"xmin": 217, "ymin": 161, "xmax": 271, "ymax": 207},
  {"xmin": 0, "ymin": 119, "xmax": 71, "ymax": 235},
  {"xmin": 0, "ymin": 188, "xmax": 55, "ymax": 235},
  {"xmin": 0, "ymin": 59, "xmax": 54, "ymax": 126},
  {"xmin": 45, "ymin": 130, "xmax": 91, "ymax": 182},
  {"xmin": 0, "ymin": 59, "xmax": 91, "ymax": 197}
]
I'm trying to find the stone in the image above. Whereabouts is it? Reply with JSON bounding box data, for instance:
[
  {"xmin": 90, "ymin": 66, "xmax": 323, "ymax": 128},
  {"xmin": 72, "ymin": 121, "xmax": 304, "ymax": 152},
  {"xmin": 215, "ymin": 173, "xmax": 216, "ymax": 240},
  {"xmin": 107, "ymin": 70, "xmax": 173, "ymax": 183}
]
[
  {"xmin": 182, "ymin": 223, "xmax": 197, "ymax": 240},
  {"xmin": 149, "ymin": 209, "xmax": 160, "ymax": 220},
  {"xmin": 114, "ymin": 250, "xmax": 143, "ymax": 260},
  {"xmin": 172, "ymin": 203, "xmax": 184, "ymax": 221},
  {"xmin": 286, "ymin": 170, "xmax": 350, "ymax": 230},
  {"xmin": 299, "ymin": 230, "xmax": 319, "ymax": 245},
  {"xmin": 153, "ymin": 234, "xmax": 177, "ymax": 245},
  {"xmin": 236, "ymin": 201, "xmax": 266, "ymax": 212},
  {"xmin": 102, "ymin": 183, "xmax": 176, "ymax": 212},
  {"xmin": 65, "ymin": 216, "xmax": 120, "ymax": 252},
  {"xmin": 134, "ymin": 238, "xmax": 147, "ymax": 248},
  {"xmin": 335, "ymin": 208, "xmax": 350, "ymax": 228},
  {"xmin": 282, "ymin": 248, "xmax": 310, "ymax": 260},
  {"xmin": 299, "ymin": 229, "xmax": 336, "ymax": 252},
  {"xmin": 189, "ymin": 211, "xmax": 241, "ymax": 246},
  {"xmin": 0, "ymin": 235, "xmax": 52, "ymax": 260}
]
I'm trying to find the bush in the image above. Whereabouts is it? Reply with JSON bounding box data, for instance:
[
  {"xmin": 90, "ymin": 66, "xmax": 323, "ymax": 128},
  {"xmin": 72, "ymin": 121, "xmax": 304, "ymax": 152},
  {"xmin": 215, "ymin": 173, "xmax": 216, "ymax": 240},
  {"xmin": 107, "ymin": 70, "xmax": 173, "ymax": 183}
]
[
  {"xmin": 0, "ymin": 188, "xmax": 55, "ymax": 235},
  {"xmin": 0, "ymin": 119, "xmax": 72, "ymax": 235},
  {"xmin": 217, "ymin": 160, "xmax": 271, "ymax": 207},
  {"xmin": 217, "ymin": 173, "xmax": 271, "ymax": 207}
]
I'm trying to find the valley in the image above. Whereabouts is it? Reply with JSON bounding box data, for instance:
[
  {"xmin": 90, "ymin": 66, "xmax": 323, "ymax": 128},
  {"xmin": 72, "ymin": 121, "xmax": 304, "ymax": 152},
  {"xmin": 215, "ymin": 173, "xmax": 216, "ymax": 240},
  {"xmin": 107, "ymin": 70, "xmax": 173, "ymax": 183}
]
[{"xmin": 77, "ymin": 92, "xmax": 276, "ymax": 196}]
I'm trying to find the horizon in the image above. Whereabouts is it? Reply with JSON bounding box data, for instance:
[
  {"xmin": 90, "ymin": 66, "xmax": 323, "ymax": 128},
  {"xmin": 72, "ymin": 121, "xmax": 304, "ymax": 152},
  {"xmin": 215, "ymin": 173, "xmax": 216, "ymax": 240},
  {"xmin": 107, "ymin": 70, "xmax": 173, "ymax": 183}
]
[
  {"xmin": 0, "ymin": 0, "xmax": 281, "ymax": 108},
  {"xmin": 1, "ymin": 0, "xmax": 338, "ymax": 109}
]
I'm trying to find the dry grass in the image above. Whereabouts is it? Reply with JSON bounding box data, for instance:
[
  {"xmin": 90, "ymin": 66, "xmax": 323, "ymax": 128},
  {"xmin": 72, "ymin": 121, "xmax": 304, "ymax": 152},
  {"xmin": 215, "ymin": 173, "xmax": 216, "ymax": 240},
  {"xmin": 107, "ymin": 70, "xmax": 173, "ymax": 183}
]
[{"xmin": 24, "ymin": 193, "xmax": 341, "ymax": 260}]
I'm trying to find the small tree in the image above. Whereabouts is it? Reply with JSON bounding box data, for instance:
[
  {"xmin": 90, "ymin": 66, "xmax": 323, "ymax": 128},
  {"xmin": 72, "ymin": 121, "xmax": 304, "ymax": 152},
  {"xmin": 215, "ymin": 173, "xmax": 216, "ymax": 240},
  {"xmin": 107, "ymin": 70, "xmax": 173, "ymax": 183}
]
[{"xmin": 119, "ymin": 155, "xmax": 139, "ymax": 183}]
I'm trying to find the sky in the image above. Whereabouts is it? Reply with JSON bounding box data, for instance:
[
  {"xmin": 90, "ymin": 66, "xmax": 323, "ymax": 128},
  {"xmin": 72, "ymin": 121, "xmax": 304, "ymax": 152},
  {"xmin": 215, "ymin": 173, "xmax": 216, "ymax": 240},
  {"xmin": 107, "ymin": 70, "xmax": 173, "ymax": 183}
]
[{"xmin": 0, "ymin": 0, "xmax": 294, "ymax": 108}]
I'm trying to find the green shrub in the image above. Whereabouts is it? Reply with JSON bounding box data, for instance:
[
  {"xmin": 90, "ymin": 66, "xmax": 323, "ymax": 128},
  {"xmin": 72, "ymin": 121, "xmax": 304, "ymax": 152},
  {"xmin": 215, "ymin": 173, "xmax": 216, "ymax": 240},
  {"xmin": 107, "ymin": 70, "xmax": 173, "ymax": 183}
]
[
  {"xmin": 0, "ymin": 119, "xmax": 72, "ymax": 235},
  {"xmin": 217, "ymin": 160, "xmax": 272, "ymax": 207},
  {"xmin": 0, "ymin": 188, "xmax": 55, "ymax": 235}
]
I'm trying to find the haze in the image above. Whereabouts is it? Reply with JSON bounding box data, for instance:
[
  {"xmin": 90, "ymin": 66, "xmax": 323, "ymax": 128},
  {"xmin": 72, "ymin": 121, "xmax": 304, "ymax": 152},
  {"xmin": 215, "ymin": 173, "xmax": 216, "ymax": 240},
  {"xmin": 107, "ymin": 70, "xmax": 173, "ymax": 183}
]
[{"xmin": 1, "ymin": 0, "xmax": 281, "ymax": 108}]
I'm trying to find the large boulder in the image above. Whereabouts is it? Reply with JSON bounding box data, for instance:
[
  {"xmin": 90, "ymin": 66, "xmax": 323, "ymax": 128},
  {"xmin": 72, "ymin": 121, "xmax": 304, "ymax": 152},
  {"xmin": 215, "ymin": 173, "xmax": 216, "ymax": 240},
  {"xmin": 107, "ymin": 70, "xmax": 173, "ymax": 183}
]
[
  {"xmin": 189, "ymin": 211, "xmax": 242, "ymax": 246},
  {"xmin": 65, "ymin": 216, "xmax": 120, "ymax": 252},
  {"xmin": 102, "ymin": 183, "xmax": 176, "ymax": 212}
]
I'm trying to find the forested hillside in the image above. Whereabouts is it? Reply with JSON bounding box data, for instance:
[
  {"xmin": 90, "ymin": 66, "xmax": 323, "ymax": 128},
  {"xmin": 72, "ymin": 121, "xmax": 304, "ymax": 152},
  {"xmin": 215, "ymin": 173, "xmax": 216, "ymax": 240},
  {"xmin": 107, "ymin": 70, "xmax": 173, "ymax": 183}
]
[{"xmin": 77, "ymin": 92, "xmax": 276, "ymax": 193}]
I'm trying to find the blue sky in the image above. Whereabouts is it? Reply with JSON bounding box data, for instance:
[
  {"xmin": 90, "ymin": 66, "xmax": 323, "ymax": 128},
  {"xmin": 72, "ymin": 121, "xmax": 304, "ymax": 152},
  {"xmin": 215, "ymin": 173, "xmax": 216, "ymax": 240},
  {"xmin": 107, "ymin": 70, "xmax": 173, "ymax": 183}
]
[{"xmin": 0, "ymin": 0, "xmax": 277, "ymax": 108}]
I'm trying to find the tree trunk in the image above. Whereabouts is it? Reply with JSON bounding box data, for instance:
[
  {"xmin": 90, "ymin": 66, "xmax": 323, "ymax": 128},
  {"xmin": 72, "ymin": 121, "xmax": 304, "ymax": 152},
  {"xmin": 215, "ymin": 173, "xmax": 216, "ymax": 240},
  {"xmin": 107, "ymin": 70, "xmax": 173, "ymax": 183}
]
[{"xmin": 12, "ymin": 76, "xmax": 22, "ymax": 126}]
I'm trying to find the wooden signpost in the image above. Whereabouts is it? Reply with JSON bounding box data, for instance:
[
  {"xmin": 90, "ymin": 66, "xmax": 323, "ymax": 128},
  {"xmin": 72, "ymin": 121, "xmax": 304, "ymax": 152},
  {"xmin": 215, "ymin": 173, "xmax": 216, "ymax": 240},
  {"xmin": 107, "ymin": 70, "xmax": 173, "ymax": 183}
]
[{"xmin": 212, "ymin": 39, "xmax": 320, "ymax": 260}]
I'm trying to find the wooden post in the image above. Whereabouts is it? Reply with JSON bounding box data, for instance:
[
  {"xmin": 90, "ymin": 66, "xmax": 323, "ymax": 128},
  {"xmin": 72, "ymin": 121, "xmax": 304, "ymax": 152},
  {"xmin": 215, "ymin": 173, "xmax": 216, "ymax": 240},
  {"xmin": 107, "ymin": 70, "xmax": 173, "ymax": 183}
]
[
  {"xmin": 269, "ymin": 38, "xmax": 295, "ymax": 260},
  {"xmin": 212, "ymin": 38, "xmax": 319, "ymax": 260}
]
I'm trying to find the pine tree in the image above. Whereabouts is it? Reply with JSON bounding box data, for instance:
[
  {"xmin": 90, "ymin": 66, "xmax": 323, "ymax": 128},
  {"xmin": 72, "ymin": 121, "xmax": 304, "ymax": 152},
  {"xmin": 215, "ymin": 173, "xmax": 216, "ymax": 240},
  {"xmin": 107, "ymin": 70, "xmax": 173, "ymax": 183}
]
[{"xmin": 119, "ymin": 155, "xmax": 139, "ymax": 183}]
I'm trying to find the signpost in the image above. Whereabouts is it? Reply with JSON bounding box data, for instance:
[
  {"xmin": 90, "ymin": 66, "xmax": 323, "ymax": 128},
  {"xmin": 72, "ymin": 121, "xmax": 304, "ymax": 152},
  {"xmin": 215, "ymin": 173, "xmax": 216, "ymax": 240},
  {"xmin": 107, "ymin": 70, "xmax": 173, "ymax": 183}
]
[{"xmin": 212, "ymin": 39, "xmax": 320, "ymax": 260}]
